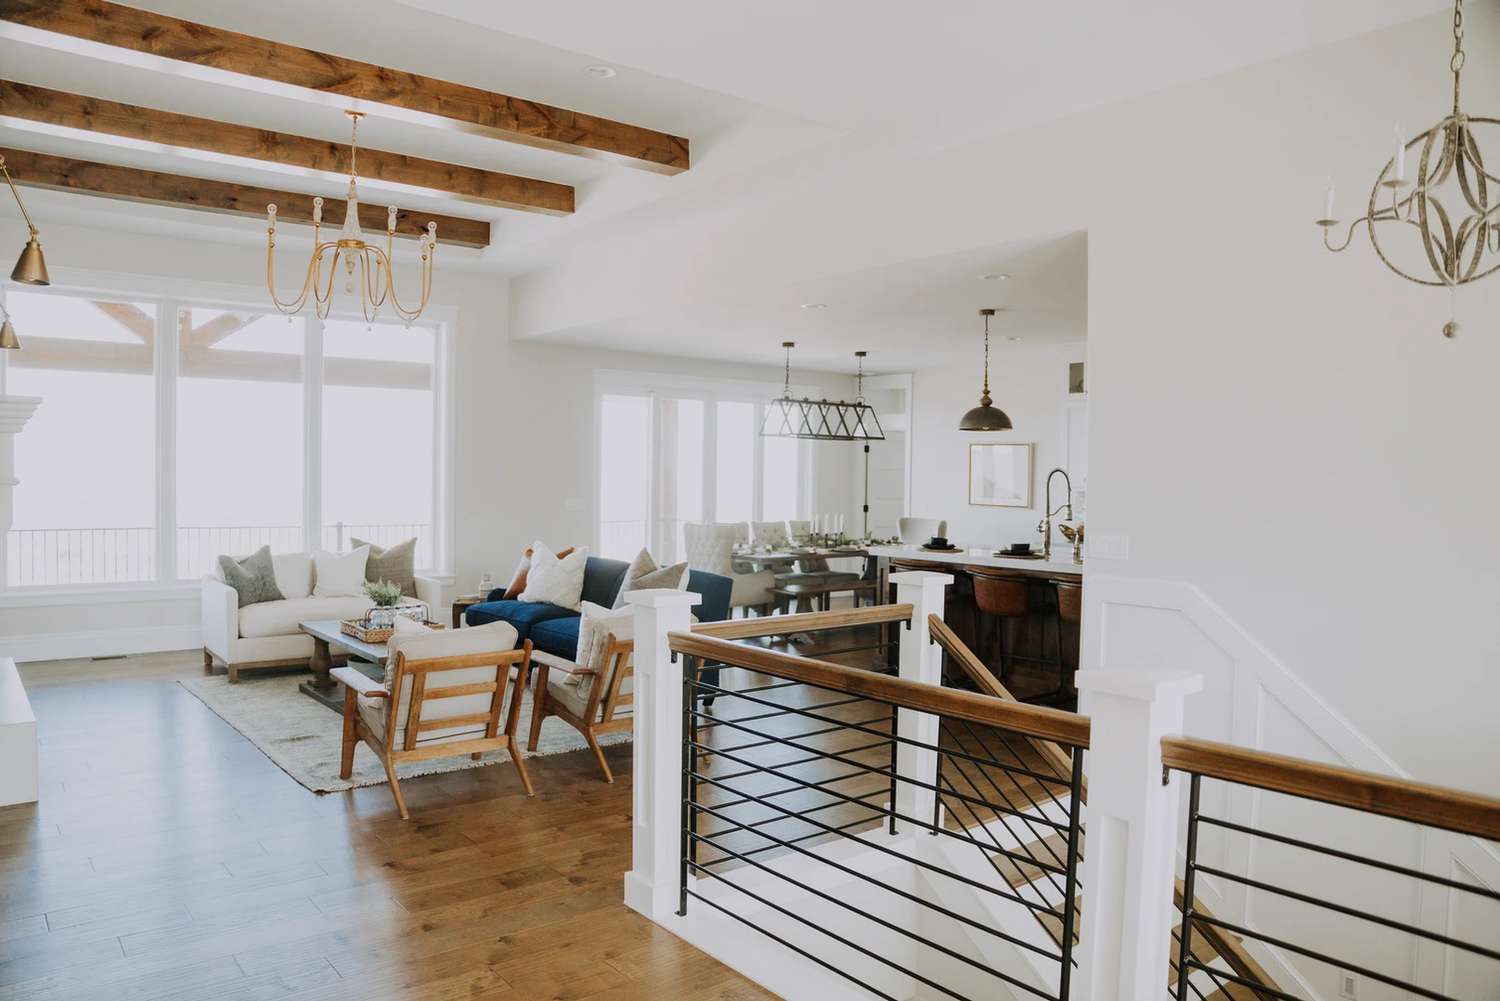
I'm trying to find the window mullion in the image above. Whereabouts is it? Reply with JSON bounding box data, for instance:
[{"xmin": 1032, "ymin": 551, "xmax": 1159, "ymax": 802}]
[
  {"xmin": 155, "ymin": 301, "xmax": 178, "ymax": 582},
  {"xmin": 305, "ymin": 314, "xmax": 323, "ymax": 553},
  {"xmin": 702, "ymin": 400, "xmax": 718, "ymax": 523}
]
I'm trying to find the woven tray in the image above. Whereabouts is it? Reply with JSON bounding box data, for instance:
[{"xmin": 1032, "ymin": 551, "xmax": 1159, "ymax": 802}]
[{"xmin": 340, "ymin": 618, "xmax": 446, "ymax": 644}]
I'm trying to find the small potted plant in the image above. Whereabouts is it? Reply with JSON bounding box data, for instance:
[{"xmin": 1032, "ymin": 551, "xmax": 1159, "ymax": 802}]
[{"xmin": 363, "ymin": 579, "xmax": 407, "ymax": 628}]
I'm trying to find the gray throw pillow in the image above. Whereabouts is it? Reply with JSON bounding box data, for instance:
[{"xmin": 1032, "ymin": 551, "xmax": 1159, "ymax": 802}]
[
  {"xmin": 353, "ymin": 536, "xmax": 417, "ymax": 597},
  {"xmin": 613, "ymin": 548, "xmax": 689, "ymax": 608},
  {"xmin": 218, "ymin": 545, "xmax": 284, "ymax": 608}
]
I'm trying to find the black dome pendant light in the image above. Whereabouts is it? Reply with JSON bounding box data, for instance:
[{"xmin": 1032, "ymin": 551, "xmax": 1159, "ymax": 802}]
[{"xmin": 959, "ymin": 307, "xmax": 1013, "ymax": 431}]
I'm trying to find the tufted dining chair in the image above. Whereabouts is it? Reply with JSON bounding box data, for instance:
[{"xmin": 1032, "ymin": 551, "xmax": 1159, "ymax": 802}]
[
  {"xmin": 750, "ymin": 520, "xmax": 790, "ymax": 548},
  {"xmin": 684, "ymin": 521, "xmax": 772, "ymax": 616},
  {"xmin": 898, "ymin": 517, "xmax": 949, "ymax": 543}
]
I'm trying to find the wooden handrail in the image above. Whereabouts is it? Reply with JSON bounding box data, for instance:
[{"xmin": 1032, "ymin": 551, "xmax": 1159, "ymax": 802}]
[
  {"xmin": 1162, "ymin": 736, "xmax": 1500, "ymax": 843},
  {"xmin": 691, "ymin": 603, "xmax": 912, "ymax": 640},
  {"xmin": 669, "ymin": 630, "xmax": 1091, "ymax": 747},
  {"xmin": 928, "ymin": 614, "xmax": 1090, "ymax": 772}
]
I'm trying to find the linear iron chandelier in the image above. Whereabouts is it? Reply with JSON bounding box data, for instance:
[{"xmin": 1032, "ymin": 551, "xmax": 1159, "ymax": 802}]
[
  {"xmin": 1316, "ymin": 0, "xmax": 1498, "ymax": 337},
  {"xmin": 761, "ymin": 342, "xmax": 885, "ymax": 442},
  {"xmin": 266, "ymin": 111, "xmax": 436, "ymax": 323}
]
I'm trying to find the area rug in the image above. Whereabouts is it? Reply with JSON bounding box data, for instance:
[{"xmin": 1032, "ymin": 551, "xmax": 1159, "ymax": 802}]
[{"xmin": 178, "ymin": 673, "xmax": 629, "ymax": 793}]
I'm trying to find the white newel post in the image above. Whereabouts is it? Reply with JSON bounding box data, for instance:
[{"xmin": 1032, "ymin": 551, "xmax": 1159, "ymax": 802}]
[
  {"xmin": 0, "ymin": 396, "xmax": 41, "ymax": 808},
  {"xmin": 1073, "ymin": 670, "xmax": 1203, "ymax": 1001},
  {"xmin": 891, "ymin": 570, "xmax": 951, "ymax": 825},
  {"xmin": 622, "ymin": 587, "xmax": 701, "ymax": 920}
]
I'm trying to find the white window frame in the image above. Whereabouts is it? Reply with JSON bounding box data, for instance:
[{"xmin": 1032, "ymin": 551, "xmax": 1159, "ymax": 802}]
[
  {"xmin": 0, "ymin": 266, "xmax": 456, "ymax": 599},
  {"xmin": 591, "ymin": 369, "xmax": 819, "ymax": 557}
]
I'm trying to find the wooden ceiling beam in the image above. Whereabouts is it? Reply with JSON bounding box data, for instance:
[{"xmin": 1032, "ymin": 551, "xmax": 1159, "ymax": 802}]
[
  {"xmin": 90, "ymin": 301, "xmax": 152, "ymax": 343},
  {"xmin": 0, "ymin": 81, "xmax": 573, "ymax": 216},
  {"xmin": 0, "ymin": 147, "xmax": 492, "ymax": 249},
  {"xmin": 0, "ymin": 0, "xmax": 690, "ymax": 174}
]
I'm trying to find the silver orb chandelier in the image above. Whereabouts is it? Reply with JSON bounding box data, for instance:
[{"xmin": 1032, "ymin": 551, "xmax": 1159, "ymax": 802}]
[{"xmin": 1316, "ymin": 0, "xmax": 1498, "ymax": 337}]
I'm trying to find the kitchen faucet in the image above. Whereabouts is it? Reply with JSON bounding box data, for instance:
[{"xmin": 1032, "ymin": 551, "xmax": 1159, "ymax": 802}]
[{"xmin": 1038, "ymin": 467, "xmax": 1073, "ymax": 560}]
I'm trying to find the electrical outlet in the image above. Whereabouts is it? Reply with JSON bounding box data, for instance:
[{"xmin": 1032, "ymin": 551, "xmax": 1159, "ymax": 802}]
[{"xmin": 1338, "ymin": 970, "xmax": 1359, "ymax": 1001}]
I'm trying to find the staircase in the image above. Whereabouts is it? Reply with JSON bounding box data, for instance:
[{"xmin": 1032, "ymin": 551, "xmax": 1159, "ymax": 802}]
[{"xmin": 928, "ymin": 615, "xmax": 1284, "ymax": 1001}]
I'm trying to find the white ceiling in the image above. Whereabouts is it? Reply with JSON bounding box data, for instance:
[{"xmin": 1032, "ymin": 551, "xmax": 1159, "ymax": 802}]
[
  {"xmin": 543, "ymin": 231, "xmax": 1088, "ymax": 373},
  {"xmin": 395, "ymin": 0, "xmax": 1445, "ymax": 139},
  {"xmin": 0, "ymin": 0, "xmax": 1448, "ymax": 361}
]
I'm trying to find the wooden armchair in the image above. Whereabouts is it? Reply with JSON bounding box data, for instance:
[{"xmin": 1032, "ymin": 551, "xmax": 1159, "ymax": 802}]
[
  {"xmin": 334, "ymin": 623, "xmax": 533, "ymax": 820},
  {"xmin": 527, "ymin": 634, "xmax": 633, "ymax": 783}
]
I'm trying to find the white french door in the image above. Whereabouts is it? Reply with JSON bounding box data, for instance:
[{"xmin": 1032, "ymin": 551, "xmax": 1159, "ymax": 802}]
[{"xmin": 595, "ymin": 372, "xmax": 814, "ymax": 563}]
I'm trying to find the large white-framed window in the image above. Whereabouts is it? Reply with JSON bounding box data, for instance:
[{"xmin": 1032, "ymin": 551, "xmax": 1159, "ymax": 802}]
[
  {"xmin": 593, "ymin": 370, "xmax": 816, "ymax": 562},
  {"xmin": 0, "ymin": 276, "xmax": 454, "ymax": 591}
]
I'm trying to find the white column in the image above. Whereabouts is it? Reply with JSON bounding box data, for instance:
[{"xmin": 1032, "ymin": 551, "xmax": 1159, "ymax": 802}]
[
  {"xmin": 0, "ymin": 396, "xmax": 41, "ymax": 584},
  {"xmin": 622, "ymin": 586, "xmax": 702, "ymax": 920},
  {"xmin": 1073, "ymin": 670, "xmax": 1203, "ymax": 1001},
  {"xmin": 0, "ymin": 397, "xmax": 40, "ymax": 806},
  {"xmin": 890, "ymin": 570, "xmax": 951, "ymax": 826}
]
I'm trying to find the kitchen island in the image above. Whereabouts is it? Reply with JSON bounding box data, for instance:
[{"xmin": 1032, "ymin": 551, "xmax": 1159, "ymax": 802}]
[{"xmin": 868, "ymin": 544, "xmax": 1083, "ymax": 703}]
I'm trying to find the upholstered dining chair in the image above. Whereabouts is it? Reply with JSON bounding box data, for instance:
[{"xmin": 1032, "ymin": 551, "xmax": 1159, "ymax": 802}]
[
  {"xmin": 684, "ymin": 521, "xmax": 772, "ymax": 616},
  {"xmin": 899, "ymin": 517, "xmax": 949, "ymax": 543},
  {"xmin": 750, "ymin": 520, "xmax": 790, "ymax": 548},
  {"xmin": 332, "ymin": 619, "xmax": 533, "ymax": 820}
]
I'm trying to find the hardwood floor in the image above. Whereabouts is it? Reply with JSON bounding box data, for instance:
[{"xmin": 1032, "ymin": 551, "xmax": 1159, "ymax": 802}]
[{"xmin": 1, "ymin": 651, "xmax": 778, "ymax": 1001}]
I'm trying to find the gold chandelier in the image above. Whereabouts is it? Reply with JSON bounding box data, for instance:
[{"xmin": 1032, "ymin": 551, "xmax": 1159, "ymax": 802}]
[
  {"xmin": 266, "ymin": 111, "xmax": 436, "ymax": 322},
  {"xmin": 1316, "ymin": 0, "xmax": 1498, "ymax": 337}
]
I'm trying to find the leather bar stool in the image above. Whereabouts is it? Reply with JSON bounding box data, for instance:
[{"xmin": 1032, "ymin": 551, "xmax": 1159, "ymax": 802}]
[{"xmin": 970, "ymin": 569, "xmax": 1031, "ymax": 683}]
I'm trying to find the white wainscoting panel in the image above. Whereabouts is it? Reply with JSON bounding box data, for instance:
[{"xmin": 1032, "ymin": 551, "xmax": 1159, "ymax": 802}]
[
  {"xmin": 1081, "ymin": 573, "xmax": 1500, "ymax": 1001},
  {"xmin": 0, "ymin": 624, "xmax": 201, "ymax": 663}
]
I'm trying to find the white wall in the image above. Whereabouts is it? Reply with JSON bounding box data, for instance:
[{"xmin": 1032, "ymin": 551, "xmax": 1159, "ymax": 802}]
[
  {"xmin": 0, "ymin": 221, "xmax": 852, "ymax": 657},
  {"xmin": 509, "ymin": 9, "xmax": 1500, "ymax": 797},
  {"xmin": 909, "ymin": 340, "xmax": 1085, "ymax": 549}
]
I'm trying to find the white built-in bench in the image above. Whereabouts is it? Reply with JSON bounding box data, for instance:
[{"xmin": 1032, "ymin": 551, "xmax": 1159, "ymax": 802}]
[{"xmin": 0, "ymin": 658, "xmax": 37, "ymax": 807}]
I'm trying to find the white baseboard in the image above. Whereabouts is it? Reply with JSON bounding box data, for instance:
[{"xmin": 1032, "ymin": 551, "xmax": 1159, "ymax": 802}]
[{"xmin": 0, "ymin": 624, "xmax": 201, "ymax": 663}]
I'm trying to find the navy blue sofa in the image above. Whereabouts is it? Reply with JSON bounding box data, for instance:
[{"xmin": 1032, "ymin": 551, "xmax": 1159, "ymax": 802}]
[{"xmin": 466, "ymin": 556, "xmax": 732, "ymax": 666}]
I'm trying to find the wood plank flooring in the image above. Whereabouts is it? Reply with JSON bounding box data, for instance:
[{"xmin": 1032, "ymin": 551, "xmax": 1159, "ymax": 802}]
[{"xmin": 1, "ymin": 650, "xmax": 778, "ymax": 1001}]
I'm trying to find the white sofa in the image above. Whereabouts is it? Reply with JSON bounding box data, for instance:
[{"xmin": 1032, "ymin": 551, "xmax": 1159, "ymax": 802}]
[{"xmin": 201, "ymin": 552, "xmax": 442, "ymax": 682}]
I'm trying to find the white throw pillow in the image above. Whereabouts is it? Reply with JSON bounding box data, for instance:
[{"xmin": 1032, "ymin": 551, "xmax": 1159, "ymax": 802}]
[
  {"xmin": 519, "ymin": 541, "xmax": 589, "ymax": 610},
  {"xmin": 312, "ymin": 546, "xmax": 370, "ymax": 597},
  {"xmin": 570, "ymin": 600, "xmax": 634, "ymax": 700},
  {"xmin": 271, "ymin": 553, "xmax": 312, "ymax": 599}
]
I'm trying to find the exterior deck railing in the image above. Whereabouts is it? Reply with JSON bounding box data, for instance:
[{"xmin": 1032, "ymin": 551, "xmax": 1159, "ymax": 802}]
[{"xmin": 6, "ymin": 522, "xmax": 432, "ymax": 586}]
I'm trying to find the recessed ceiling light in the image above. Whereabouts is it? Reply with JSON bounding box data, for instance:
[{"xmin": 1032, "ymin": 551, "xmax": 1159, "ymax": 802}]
[
  {"xmin": 982, "ymin": 272, "xmax": 1011, "ymax": 281},
  {"xmin": 585, "ymin": 64, "xmax": 617, "ymax": 79},
  {"xmin": 800, "ymin": 302, "xmax": 829, "ymax": 310},
  {"xmin": 1007, "ymin": 336, "xmax": 1021, "ymax": 342}
]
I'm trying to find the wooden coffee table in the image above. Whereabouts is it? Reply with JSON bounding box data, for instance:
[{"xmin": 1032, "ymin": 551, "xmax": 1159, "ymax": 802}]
[{"xmin": 298, "ymin": 619, "xmax": 386, "ymax": 712}]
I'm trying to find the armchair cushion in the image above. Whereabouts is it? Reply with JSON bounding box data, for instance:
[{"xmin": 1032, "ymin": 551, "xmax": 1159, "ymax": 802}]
[
  {"xmin": 572, "ymin": 601, "xmax": 633, "ymax": 701},
  {"xmin": 360, "ymin": 619, "xmax": 522, "ymax": 746}
]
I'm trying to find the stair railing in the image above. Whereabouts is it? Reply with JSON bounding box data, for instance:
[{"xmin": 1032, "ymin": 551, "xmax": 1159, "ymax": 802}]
[{"xmin": 1164, "ymin": 737, "xmax": 1500, "ymax": 1001}]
